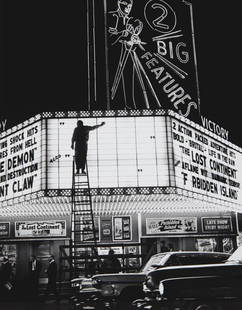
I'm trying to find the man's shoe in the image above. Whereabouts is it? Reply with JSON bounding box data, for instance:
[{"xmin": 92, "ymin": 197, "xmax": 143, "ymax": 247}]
[{"xmin": 81, "ymin": 170, "xmax": 87, "ymax": 175}]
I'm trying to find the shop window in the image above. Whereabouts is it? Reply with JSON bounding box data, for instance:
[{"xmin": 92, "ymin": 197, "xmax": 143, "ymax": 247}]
[
  {"xmin": 37, "ymin": 242, "xmax": 51, "ymax": 257},
  {"xmin": 196, "ymin": 238, "xmax": 217, "ymax": 252},
  {"xmin": 0, "ymin": 244, "xmax": 17, "ymax": 276},
  {"xmin": 222, "ymin": 238, "xmax": 234, "ymax": 253}
]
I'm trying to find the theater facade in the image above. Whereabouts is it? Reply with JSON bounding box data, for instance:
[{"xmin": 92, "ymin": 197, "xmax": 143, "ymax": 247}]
[{"xmin": 0, "ymin": 109, "xmax": 241, "ymax": 284}]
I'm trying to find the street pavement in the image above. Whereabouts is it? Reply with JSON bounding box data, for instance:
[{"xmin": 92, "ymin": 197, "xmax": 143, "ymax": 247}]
[{"xmin": 0, "ymin": 299, "xmax": 70, "ymax": 310}]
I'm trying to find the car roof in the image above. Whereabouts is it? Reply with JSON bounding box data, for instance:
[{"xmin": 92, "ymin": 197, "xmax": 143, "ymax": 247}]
[{"xmin": 152, "ymin": 251, "xmax": 230, "ymax": 257}]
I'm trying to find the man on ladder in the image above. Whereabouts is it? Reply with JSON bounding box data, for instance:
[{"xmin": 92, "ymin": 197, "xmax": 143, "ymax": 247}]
[{"xmin": 71, "ymin": 120, "xmax": 105, "ymax": 174}]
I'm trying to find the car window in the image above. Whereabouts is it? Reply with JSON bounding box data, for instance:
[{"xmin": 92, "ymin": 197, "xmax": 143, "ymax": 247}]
[
  {"xmin": 176, "ymin": 255, "xmax": 198, "ymax": 265},
  {"xmin": 176, "ymin": 254, "xmax": 229, "ymax": 265},
  {"xmin": 165, "ymin": 255, "xmax": 180, "ymax": 266},
  {"xmin": 142, "ymin": 254, "xmax": 167, "ymax": 273},
  {"xmin": 198, "ymin": 254, "xmax": 229, "ymax": 264}
]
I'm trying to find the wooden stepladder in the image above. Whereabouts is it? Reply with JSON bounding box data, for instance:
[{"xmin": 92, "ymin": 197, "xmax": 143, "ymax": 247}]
[{"xmin": 71, "ymin": 159, "xmax": 99, "ymax": 278}]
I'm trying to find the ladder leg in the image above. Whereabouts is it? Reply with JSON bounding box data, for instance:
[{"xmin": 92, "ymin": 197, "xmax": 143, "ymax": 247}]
[{"xmin": 71, "ymin": 158, "xmax": 100, "ymax": 277}]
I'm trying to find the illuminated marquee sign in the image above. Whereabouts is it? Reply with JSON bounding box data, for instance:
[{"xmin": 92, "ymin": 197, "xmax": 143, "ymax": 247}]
[
  {"xmin": 15, "ymin": 220, "xmax": 66, "ymax": 238},
  {"xmin": 201, "ymin": 116, "xmax": 229, "ymax": 141},
  {"xmin": 146, "ymin": 217, "xmax": 197, "ymax": 234},
  {"xmin": 172, "ymin": 118, "xmax": 242, "ymax": 203},
  {"xmin": 107, "ymin": 0, "xmax": 200, "ymax": 121},
  {"xmin": 46, "ymin": 117, "xmax": 169, "ymax": 189},
  {"xmin": 202, "ymin": 217, "xmax": 233, "ymax": 233},
  {"xmin": 0, "ymin": 122, "xmax": 41, "ymax": 202}
]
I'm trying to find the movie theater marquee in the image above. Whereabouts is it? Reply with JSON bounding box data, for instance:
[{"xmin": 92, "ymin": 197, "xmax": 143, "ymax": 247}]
[
  {"xmin": 0, "ymin": 121, "xmax": 41, "ymax": 202},
  {"xmin": 0, "ymin": 112, "xmax": 241, "ymax": 206},
  {"xmin": 172, "ymin": 118, "xmax": 242, "ymax": 203}
]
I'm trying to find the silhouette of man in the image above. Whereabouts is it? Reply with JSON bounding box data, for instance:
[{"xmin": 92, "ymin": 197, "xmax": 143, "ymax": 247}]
[
  {"xmin": 71, "ymin": 120, "xmax": 105, "ymax": 174},
  {"xmin": 46, "ymin": 255, "xmax": 57, "ymax": 298},
  {"xmin": 101, "ymin": 249, "xmax": 122, "ymax": 274}
]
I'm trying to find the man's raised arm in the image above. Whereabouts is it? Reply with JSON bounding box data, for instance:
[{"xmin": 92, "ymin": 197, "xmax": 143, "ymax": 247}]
[{"xmin": 89, "ymin": 121, "xmax": 105, "ymax": 131}]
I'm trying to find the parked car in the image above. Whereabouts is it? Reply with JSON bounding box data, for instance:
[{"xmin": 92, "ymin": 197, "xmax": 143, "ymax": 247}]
[
  {"xmin": 134, "ymin": 246, "xmax": 242, "ymax": 310},
  {"xmin": 70, "ymin": 251, "xmax": 230, "ymax": 309}
]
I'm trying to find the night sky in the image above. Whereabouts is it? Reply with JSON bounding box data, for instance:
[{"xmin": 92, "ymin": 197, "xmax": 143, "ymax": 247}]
[{"xmin": 0, "ymin": 0, "xmax": 241, "ymax": 146}]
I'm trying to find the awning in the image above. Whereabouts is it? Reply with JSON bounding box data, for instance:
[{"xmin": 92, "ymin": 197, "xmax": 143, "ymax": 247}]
[{"xmin": 0, "ymin": 189, "xmax": 241, "ymax": 218}]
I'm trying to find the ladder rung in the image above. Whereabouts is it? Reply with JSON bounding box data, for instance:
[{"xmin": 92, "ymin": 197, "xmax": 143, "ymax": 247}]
[
  {"xmin": 73, "ymin": 211, "xmax": 93, "ymax": 213},
  {"xmin": 72, "ymin": 225, "xmax": 93, "ymax": 232},
  {"xmin": 72, "ymin": 231, "xmax": 95, "ymax": 234},
  {"xmin": 73, "ymin": 219, "xmax": 93, "ymax": 222},
  {"xmin": 73, "ymin": 211, "xmax": 92, "ymax": 215},
  {"xmin": 74, "ymin": 223, "xmax": 93, "ymax": 226},
  {"xmin": 74, "ymin": 173, "xmax": 88, "ymax": 176},
  {"xmin": 73, "ymin": 214, "xmax": 93, "ymax": 218},
  {"xmin": 73, "ymin": 212, "xmax": 92, "ymax": 215},
  {"xmin": 73, "ymin": 202, "xmax": 91, "ymax": 204},
  {"xmin": 73, "ymin": 211, "xmax": 92, "ymax": 214},
  {"xmin": 73, "ymin": 197, "xmax": 90, "ymax": 200},
  {"xmin": 73, "ymin": 226, "xmax": 93, "ymax": 229},
  {"xmin": 73, "ymin": 217, "xmax": 93, "ymax": 220}
]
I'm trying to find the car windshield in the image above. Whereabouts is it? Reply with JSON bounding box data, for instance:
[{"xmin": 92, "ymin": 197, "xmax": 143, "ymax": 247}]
[
  {"xmin": 141, "ymin": 254, "xmax": 167, "ymax": 273},
  {"xmin": 227, "ymin": 246, "xmax": 242, "ymax": 263}
]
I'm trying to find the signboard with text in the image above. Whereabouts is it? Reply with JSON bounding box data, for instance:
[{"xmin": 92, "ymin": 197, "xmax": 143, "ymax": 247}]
[
  {"xmin": 106, "ymin": 0, "xmax": 200, "ymax": 121},
  {"xmin": 0, "ymin": 122, "xmax": 41, "ymax": 202},
  {"xmin": 202, "ymin": 217, "xmax": 233, "ymax": 233},
  {"xmin": 15, "ymin": 220, "xmax": 66, "ymax": 238},
  {"xmin": 172, "ymin": 118, "xmax": 242, "ymax": 203},
  {"xmin": 146, "ymin": 217, "xmax": 197, "ymax": 234},
  {"xmin": 1, "ymin": 113, "xmax": 240, "ymax": 207}
]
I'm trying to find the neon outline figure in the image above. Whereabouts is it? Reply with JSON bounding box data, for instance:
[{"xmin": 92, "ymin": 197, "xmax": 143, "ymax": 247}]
[{"xmin": 108, "ymin": 0, "xmax": 161, "ymax": 109}]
